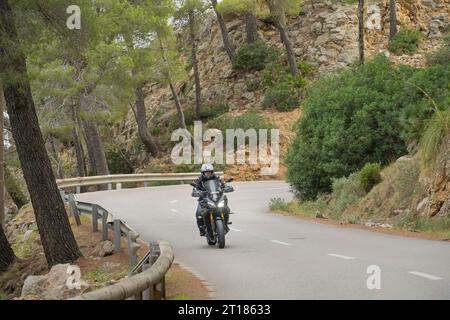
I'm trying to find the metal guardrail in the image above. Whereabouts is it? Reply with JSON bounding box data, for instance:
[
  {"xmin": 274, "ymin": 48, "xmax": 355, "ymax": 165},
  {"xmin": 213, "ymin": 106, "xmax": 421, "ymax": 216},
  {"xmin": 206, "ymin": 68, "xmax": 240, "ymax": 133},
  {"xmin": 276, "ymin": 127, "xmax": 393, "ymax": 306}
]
[
  {"xmin": 56, "ymin": 172, "xmax": 223, "ymax": 193},
  {"xmin": 63, "ymin": 194, "xmax": 174, "ymax": 300},
  {"xmin": 66, "ymin": 195, "xmax": 140, "ymax": 267},
  {"xmin": 70, "ymin": 241, "xmax": 174, "ymax": 300},
  {"xmin": 58, "ymin": 172, "xmax": 209, "ymax": 300}
]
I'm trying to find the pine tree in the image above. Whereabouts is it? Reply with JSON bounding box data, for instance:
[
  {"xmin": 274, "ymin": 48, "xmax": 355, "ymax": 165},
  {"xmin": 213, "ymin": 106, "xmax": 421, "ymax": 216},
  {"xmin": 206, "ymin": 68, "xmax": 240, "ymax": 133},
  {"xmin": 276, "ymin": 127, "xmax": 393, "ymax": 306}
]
[{"xmin": 0, "ymin": 0, "xmax": 82, "ymax": 266}]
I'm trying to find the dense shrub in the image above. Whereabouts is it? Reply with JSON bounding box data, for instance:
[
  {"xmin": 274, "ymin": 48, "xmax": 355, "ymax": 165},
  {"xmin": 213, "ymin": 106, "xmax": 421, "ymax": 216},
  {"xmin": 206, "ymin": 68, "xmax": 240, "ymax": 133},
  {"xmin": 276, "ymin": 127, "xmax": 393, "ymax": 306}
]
[
  {"xmin": 207, "ymin": 110, "xmax": 274, "ymax": 150},
  {"xmin": 426, "ymin": 36, "xmax": 450, "ymax": 66},
  {"xmin": 399, "ymin": 53, "xmax": 450, "ymax": 144},
  {"xmin": 286, "ymin": 55, "xmax": 409, "ymax": 200},
  {"xmin": 286, "ymin": 52, "xmax": 449, "ymax": 200},
  {"xmin": 208, "ymin": 110, "xmax": 273, "ymax": 133},
  {"xmin": 233, "ymin": 41, "xmax": 279, "ymax": 72},
  {"xmin": 199, "ymin": 103, "xmax": 229, "ymax": 119},
  {"xmin": 106, "ymin": 145, "xmax": 133, "ymax": 174},
  {"xmin": 245, "ymin": 78, "xmax": 261, "ymax": 92},
  {"xmin": 388, "ymin": 29, "xmax": 421, "ymax": 55},
  {"xmin": 357, "ymin": 163, "xmax": 382, "ymax": 193},
  {"xmin": 260, "ymin": 62, "xmax": 306, "ymax": 111},
  {"xmin": 331, "ymin": 173, "xmax": 366, "ymax": 215},
  {"xmin": 262, "ymin": 82, "xmax": 299, "ymax": 111}
]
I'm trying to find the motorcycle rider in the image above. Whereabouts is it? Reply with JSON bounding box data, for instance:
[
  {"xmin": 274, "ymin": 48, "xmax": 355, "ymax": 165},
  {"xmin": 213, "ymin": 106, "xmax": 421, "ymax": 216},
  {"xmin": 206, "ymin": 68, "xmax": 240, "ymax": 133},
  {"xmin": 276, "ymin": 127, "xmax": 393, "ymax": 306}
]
[{"xmin": 192, "ymin": 163, "xmax": 231, "ymax": 236}]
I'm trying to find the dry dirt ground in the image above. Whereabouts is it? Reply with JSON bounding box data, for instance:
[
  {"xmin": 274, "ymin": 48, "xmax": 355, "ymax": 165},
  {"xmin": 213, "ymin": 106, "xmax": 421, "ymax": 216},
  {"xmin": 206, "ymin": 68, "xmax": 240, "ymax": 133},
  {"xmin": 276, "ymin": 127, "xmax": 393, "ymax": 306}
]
[{"xmin": 1, "ymin": 206, "xmax": 209, "ymax": 300}]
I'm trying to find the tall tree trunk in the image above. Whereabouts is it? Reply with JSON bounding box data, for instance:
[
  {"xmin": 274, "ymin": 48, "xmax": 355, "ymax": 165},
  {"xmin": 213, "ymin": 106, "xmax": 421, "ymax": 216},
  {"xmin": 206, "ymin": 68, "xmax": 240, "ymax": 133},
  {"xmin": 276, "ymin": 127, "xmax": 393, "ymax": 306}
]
[
  {"xmin": 243, "ymin": 11, "xmax": 259, "ymax": 44},
  {"xmin": 188, "ymin": 9, "xmax": 202, "ymax": 120},
  {"xmin": 169, "ymin": 82, "xmax": 187, "ymax": 130},
  {"xmin": 123, "ymin": 31, "xmax": 159, "ymax": 157},
  {"xmin": 134, "ymin": 84, "xmax": 158, "ymax": 156},
  {"xmin": 48, "ymin": 134, "xmax": 64, "ymax": 179},
  {"xmin": 211, "ymin": 0, "xmax": 235, "ymax": 63},
  {"xmin": 267, "ymin": 0, "xmax": 298, "ymax": 76},
  {"xmin": 358, "ymin": 0, "xmax": 365, "ymax": 64},
  {"xmin": 389, "ymin": 0, "xmax": 397, "ymax": 40},
  {"xmin": 79, "ymin": 92, "xmax": 109, "ymax": 179},
  {"xmin": 0, "ymin": 224, "xmax": 15, "ymax": 272},
  {"xmin": 71, "ymin": 106, "xmax": 87, "ymax": 178},
  {"xmin": 0, "ymin": 0, "xmax": 81, "ymax": 266},
  {"xmin": 82, "ymin": 120, "xmax": 109, "ymax": 176},
  {"xmin": 0, "ymin": 82, "xmax": 5, "ymax": 227}
]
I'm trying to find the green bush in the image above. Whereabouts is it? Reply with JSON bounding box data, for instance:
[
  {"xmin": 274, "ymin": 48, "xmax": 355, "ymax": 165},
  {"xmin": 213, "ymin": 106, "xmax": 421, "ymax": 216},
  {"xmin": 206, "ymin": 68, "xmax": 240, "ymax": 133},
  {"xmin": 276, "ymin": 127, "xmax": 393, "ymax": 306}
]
[
  {"xmin": 208, "ymin": 110, "xmax": 273, "ymax": 133},
  {"xmin": 357, "ymin": 163, "xmax": 382, "ymax": 193},
  {"xmin": 106, "ymin": 145, "xmax": 133, "ymax": 174},
  {"xmin": 419, "ymin": 109, "xmax": 450, "ymax": 170},
  {"xmin": 260, "ymin": 62, "xmax": 306, "ymax": 111},
  {"xmin": 331, "ymin": 173, "xmax": 365, "ymax": 214},
  {"xmin": 245, "ymin": 78, "xmax": 261, "ymax": 92},
  {"xmin": 286, "ymin": 55, "xmax": 408, "ymax": 200},
  {"xmin": 199, "ymin": 103, "xmax": 229, "ymax": 119},
  {"xmin": 426, "ymin": 36, "xmax": 450, "ymax": 66},
  {"xmin": 269, "ymin": 197, "xmax": 290, "ymax": 211},
  {"xmin": 233, "ymin": 41, "xmax": 280, "ymax": 72},
  {"xmin": 262, "ymin": 82, "xmax": 299, "ymax": 111},
  {"xmin": 399, "ymin": 57, "xmax": 450, "ymax": 144},
  {"xmin": 4, "ymin": 166, "xmax": 28, "ymax": 209},
  {"xmin": 207, "ymin": 110, "xmax": 274, "ymax": 150},
  {"xmin": 388, "ymin": 29, "xmax": 421, "ymax": 55}
]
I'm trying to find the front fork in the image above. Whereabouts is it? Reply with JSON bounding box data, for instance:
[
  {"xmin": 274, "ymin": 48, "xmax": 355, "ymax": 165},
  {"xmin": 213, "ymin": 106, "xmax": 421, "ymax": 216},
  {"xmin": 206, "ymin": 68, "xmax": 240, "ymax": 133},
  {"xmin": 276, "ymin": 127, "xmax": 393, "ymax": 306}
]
[{"xmin": 206, "ymin": 210, "xmax": 229, "ymax": 235}]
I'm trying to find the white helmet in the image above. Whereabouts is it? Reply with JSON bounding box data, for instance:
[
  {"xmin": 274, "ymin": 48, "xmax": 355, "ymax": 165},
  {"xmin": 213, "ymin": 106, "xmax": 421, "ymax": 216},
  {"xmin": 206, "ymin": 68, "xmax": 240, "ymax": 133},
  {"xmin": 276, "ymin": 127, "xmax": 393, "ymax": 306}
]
[{"xmin": 201, "ymin": 163, "xmax": 214, "ymax": 173}]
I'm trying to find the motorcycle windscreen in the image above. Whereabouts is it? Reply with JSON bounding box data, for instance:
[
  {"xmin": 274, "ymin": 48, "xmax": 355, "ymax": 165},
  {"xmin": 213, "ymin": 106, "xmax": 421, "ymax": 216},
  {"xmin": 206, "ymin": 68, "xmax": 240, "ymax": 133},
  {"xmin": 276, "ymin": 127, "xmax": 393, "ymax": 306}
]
[{"xmin": 202, "ymin": 179, "xmax": 221, "ymax": 201}]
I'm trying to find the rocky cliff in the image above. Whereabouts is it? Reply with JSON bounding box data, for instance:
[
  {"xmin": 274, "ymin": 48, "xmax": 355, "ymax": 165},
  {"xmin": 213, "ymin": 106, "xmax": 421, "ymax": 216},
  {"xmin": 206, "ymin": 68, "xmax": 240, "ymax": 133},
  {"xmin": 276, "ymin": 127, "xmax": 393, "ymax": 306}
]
[{"xmin": 112, "ymin": 0, "xmax": 448, "ymax": 178}]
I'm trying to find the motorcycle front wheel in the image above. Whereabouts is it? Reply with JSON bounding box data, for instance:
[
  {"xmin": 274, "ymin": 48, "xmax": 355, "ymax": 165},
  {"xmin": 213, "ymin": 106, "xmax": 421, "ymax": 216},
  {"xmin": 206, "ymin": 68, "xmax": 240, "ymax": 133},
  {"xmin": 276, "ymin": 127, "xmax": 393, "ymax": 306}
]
[{"xmin": 216, "ymin": 220, "xmax": 225, "ymax": 249}]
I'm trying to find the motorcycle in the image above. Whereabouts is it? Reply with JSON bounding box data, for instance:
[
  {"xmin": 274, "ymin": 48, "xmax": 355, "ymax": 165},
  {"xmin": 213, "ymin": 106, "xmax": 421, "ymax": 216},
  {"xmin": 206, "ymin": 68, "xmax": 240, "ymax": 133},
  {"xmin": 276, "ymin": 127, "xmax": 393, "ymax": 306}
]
[{"xmin": 191, "ymin": 177, "xmax": 234, "ymax": 249}]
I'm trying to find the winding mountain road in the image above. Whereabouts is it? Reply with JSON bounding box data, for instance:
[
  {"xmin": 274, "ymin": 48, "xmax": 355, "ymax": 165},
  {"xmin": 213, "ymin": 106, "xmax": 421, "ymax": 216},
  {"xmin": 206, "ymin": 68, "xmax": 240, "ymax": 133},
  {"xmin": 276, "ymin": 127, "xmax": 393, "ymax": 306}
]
[{"xmin": 76, "ymin": 181, "xmax": 450, "ymax": 299}]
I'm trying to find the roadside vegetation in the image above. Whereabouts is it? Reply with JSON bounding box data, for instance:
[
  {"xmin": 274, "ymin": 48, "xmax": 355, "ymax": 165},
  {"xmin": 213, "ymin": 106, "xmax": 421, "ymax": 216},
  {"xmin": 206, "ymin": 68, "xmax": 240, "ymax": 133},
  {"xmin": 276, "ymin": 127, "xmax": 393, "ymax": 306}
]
[{"xmin": 278, "ymin": 37, "xmax": 450, "ymax": 237}]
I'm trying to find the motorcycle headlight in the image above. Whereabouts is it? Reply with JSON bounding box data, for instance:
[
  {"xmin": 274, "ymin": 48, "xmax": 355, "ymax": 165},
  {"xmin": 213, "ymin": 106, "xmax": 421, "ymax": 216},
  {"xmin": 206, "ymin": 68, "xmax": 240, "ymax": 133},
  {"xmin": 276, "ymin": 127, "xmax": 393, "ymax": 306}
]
[
  {"xmin": 218, "ymin": 200, "xmax": 225, "ymax": 208},
  {"xmin": 207, "ymin": 200, "xmax": 216, "ymax": 207}
]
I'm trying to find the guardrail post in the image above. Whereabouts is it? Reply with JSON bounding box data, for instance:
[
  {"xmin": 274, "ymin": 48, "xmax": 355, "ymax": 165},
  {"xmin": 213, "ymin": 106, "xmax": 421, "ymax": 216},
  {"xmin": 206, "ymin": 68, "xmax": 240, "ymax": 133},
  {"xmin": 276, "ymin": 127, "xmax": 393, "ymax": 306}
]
[
  {"xmin": 92, "ymin": 204, "xmax": 98, "ymax": 232},
  {"xmin": 116, "ymin": 183, "xmax": 122, "ymax": 190},
  {"xmin": 144, "ymin": 182, "xmax": 149, "ymax": 187},
  {"xmin": 68, "ymin": 194, "xmax": 81, "ymax": 226},
  {"xmin": 108, "ymin": 183, "xmax": 112, "ymax": 191},
  {"xmin": 102, "ymin": 210, "xmax": 108, "ymax": 241},
  {"xmin": 128, "ymin": 231, "xmax": 140, "ymax": 268},
  {"xmin": 142, "ymin": 262, "xmax": 151, "ymax": 300},
  {"xmin": 76, "ymin": 186, "xmax": 81, "ymax": 194},
  {"xmin": 113, "ymin": 220, "xmax": 121, "ymax": 252},
  {"xmin": 161, "ymin": 276, "xmax": 166, "ymax": 300},
  {"xmin": 149, "ymin": 242, "xmax": 161, "ymax": 300}
]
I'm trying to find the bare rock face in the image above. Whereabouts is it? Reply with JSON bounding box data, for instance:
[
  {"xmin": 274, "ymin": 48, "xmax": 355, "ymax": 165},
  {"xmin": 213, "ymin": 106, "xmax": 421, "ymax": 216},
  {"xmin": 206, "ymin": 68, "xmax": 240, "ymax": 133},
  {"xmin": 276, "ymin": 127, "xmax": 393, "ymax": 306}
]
[
  {"xmin": 92, "ymin": 240, "xmax": 114, "ymax": 257},
  {"xmin": 21, "ymin": 264, "xmax": 88, "ymax": 300},
  {"xmin": 426, "ymin": 135, "xmax": 450, "ymax": 217}
]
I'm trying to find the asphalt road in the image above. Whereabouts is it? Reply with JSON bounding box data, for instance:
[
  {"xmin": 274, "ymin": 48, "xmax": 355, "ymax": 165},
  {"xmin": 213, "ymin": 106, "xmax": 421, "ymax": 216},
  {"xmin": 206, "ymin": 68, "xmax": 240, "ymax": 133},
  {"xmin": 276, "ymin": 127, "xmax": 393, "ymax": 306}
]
[{"xmin": 76, "ymin": 181, "xmax": 450, "ymax": 299}]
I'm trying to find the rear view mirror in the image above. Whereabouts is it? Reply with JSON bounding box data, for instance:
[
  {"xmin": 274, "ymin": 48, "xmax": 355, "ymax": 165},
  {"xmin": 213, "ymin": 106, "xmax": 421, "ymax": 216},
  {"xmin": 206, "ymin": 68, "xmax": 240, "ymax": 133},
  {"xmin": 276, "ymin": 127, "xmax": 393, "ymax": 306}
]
[
  {"xmin": 225, "ymin": 177, "xmax": 234, "ymax": 183},
  {"xmin": 190, "ymin": 182, "xmax": 197, "ymax": 187},
  {"xmin": 224, "ymin": 185, "xmax": 234, "ymax": 193},
  {"xmin": 192, "ymin": 189, "xmax": 201, "ymax": 197}
]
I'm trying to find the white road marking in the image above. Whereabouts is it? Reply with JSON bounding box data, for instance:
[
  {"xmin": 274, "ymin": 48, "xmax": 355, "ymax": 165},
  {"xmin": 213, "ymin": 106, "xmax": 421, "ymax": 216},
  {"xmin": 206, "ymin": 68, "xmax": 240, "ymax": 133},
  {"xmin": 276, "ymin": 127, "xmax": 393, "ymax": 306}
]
[
  {"xmin": 408, "ymin": 271, "xmax": 442, "ymax": 281},
  {"xmin": 328, "ymin": 253, "xmax": 355, "ymax": 260},
  {"xmin": 170, "ymin": 209, "xmax": 178, "ymax": 214},
  {"xmin": 229, "ymin": 227, "xmax": 242, "ymax": 232},
  {"xmin": 170, "ymin": 200, "xmax": 178, "ymax": 204},
  {"xmin": 270, "ymin": 240, "xmax": 292, "ymax": 246}
]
